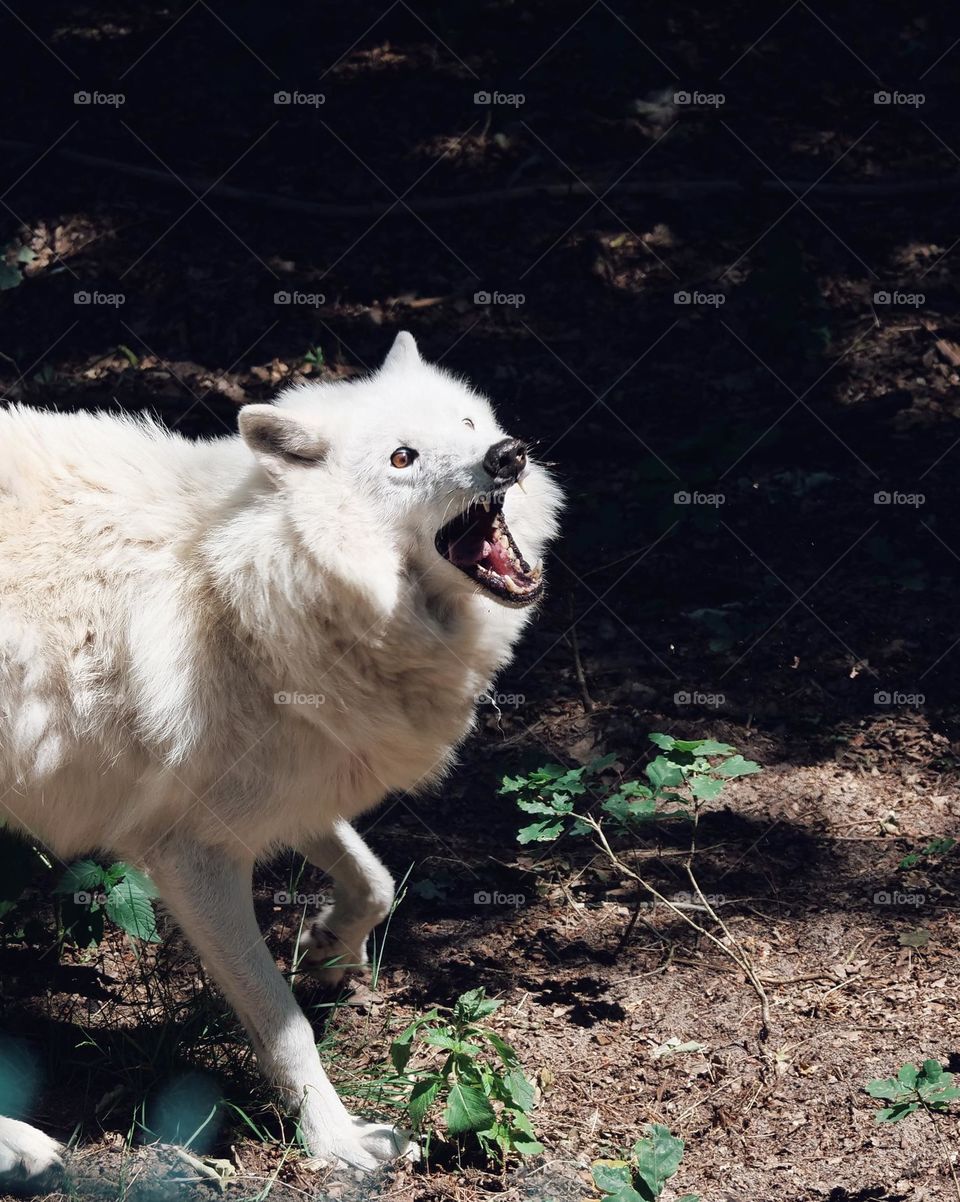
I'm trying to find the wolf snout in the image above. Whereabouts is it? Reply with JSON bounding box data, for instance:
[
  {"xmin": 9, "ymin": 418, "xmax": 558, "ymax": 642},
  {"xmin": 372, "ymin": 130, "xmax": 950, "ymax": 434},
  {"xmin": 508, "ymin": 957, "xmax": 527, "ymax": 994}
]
[{"xmin": 483, "ymin": 437, "xmax": 527, "ymax": 484}]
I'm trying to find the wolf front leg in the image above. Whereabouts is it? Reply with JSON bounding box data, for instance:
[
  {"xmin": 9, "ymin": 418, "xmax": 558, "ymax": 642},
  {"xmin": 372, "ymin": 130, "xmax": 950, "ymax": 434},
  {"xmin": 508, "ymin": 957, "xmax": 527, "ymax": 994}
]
[
  {"xmin": 296, "ymin": 818, "xmax": 395, "ymax": 988},
  {"xmin": 149, "ymin": 840, "xmax": 412, "ymax": 1171}
]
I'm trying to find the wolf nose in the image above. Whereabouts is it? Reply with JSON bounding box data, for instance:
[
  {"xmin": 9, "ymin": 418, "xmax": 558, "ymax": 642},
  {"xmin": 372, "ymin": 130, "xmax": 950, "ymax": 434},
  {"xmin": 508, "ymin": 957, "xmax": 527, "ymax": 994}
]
[{"xmin": 483, "ymin": 437, "xmax": 527, "ymax": 483}]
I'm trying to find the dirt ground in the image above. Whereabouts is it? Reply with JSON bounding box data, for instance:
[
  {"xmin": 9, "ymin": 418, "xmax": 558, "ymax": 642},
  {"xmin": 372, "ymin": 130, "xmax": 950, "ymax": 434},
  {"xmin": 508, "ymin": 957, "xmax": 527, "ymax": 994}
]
[{"xmin": 2, "ymin": 2, "xmax": 960, "ymax": 1199}]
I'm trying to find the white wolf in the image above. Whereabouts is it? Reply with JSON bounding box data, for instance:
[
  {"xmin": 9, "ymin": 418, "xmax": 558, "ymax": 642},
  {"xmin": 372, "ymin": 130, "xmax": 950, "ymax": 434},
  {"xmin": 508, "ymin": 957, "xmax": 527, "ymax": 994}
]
[{"xmin": 0, "ymin": 332, "xmax": 561, "ymax": 1184}]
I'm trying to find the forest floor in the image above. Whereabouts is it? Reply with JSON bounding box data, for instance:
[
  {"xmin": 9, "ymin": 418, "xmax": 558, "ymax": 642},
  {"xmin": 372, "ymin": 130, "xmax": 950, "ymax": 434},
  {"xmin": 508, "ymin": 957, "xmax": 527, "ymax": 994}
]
[{"xmin": 2, "ymin": 2, "xmax": 960, "ymax": 1199}]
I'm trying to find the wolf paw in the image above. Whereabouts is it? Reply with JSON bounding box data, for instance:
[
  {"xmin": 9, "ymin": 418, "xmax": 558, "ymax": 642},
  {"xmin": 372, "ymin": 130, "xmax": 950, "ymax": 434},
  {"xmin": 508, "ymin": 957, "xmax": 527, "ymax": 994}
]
[
  {"xmin": 313, "ymin": 1117, "xmax": 419, "ymax": 1173},
  {"xmin": 0, "ymin": 1118, "xmax": 64, "ymax": 1189},
  {"xmin": 297, "ymin": 910, "xmax": 367, "ymax": 987}
]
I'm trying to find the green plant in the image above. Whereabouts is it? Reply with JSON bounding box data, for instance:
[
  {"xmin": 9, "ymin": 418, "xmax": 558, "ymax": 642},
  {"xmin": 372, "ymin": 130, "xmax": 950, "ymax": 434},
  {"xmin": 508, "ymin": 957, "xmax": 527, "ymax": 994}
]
[
  {"xmin": 505, "ymin": 735, "xmax": 759, "ymax": 847},
  {"xmin": 54, "ymin": 859, "xmax": 161, "ymax": 945},
  {"xmin": 867, "ymin": 1060, "xmax": 960, "ymax": 1123},
  {"xmin": 303, "ymin": 344, "xmax": 325, "ymax": 368},
  {"xmin": 900, "ymin": 837, "xmax": 956, "ymax": 870},
  {"xmin": 504, "ymin": 735, "xmax": 770, "ymax": 1036},
  {"xmin": 867, "ymin": 1061, "xmax": 960, "ymax": 1200},
  {"xmin": 593, "ymin": 1124, "xmax": 698, "ymax": 1201},
  {"xmin": 388, "ymin": 987, "xmax": 542, "ymax": 1166}
]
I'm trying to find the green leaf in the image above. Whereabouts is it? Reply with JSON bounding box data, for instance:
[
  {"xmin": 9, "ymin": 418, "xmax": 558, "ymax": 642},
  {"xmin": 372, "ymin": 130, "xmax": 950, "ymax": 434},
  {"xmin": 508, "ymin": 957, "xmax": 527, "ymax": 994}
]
[
  {"xmin": 592, "ymin": 1160, "xmax": 633, "ymax": 1194},
  {"xmin": 408, "ymin": 1076, "xmax": 442, "ymax": 1128},
  {"xmin": 503, "ymin": 1069, "xmax": 535, "ymax": 1113},
  {"xmin": 587, "ymin": 752, "xmax": 618, "ymax": 773},
  {"xmin": 453, "ymin": 988, "xmax": 501, "ymax": 1023},
  {"xmin": 481, "ymin": 1030, "xmax": 520, "ymax": 1067},
  {"xmin": 690, "ymin": 776, "xmax": 724, "ymax": 801},
  {"xmin": 647, "ymin": 733, "xmax": 675, "ymax": 750},
  {"xmin": 715, "ymin": 755, "xmax": 761, "ymax": 777},
  {"xmin": 634, "ymin": 1124, "xmax": 685, "ymax": 1195},
  {"xmin": 896, "ymin": 1063, "xmax": 919, "ymax": 1089},
  {"xmin": 517, "ymin": 819, "xmax": 564, "ymax": 844},
  {"xmin": 921, "ymin": 1060, "xmax": 944, "ymax": 1082},
  {"xmin": 104, "ymin": 877, "xmax": 160, "ymax": 942},
  {"xmin": 445, "ymin": 1082, "xmax": 495, "ymax": 1134},
  {"xmin": 687, "ymin": 739, "xmax": 734, "ymax": 755},
  {"xmin": 516, "ymin": 798, "xmax": 567, "ymax": 816},
  {"xmin": 876, "ymin": 1101, "xmax": 919, "ymax": 1123},
  {"xmin": 866, "ymin": 1077, "xmax": 904, "ymax": 1100},
  {"xmin": 645, "ymin": 757, "xmax": 684, "ymax": 790},
  {"xmin": 390, "ymin": 1037, "xmax": 414, "ymax": 1073},
  {"xmin": 55, "ymin": 859, "xmax": 107, "ymax": 895}
]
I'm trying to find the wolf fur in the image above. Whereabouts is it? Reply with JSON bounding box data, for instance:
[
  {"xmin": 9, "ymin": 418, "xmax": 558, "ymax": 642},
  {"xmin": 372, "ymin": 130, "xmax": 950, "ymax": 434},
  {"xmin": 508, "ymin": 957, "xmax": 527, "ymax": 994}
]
[{"xmin": 0, "ymin": 332, "xmax": 561, "ymax": 1179}]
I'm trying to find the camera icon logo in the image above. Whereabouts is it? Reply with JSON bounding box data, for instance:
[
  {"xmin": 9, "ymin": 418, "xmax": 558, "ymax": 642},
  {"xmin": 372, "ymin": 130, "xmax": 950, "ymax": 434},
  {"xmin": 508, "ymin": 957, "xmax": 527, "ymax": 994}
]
[
  {"xmin": 274, "ymin": 91, "xmax": 291, "ymax": 104},
  {"xmin": 673, "ymin": 290, "xmax": 691, "ymax": 304},
  {"xmin": 474, "ymin": 291, "xmax": 492, "ymax": 304},
  {"xmin": 474, "ymin": 91, "xmax": 491, "ymax": 105}
]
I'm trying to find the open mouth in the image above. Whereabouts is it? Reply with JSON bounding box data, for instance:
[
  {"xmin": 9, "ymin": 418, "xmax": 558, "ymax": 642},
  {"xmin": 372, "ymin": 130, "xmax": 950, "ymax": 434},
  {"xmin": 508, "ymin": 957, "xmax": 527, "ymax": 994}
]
[{"xmin": 435, "ymin": 495, "xmax": 543, "ymax": 606}]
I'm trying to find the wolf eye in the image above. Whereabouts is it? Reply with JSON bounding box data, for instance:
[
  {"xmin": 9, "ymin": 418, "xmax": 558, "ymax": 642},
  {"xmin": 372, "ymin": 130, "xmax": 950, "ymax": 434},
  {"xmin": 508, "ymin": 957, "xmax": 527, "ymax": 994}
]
[
  {"xmin": 390, "ymin": 447, "xmax": 418, "ymax": 469},
  {"xmin": 462, "ymin": 418, "xmax": 475, "ymax": 430}
]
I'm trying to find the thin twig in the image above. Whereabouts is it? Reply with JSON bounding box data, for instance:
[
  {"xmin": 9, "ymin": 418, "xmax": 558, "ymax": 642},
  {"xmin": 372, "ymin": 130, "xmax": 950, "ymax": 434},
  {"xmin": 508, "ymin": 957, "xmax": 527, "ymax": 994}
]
[
  {"xmin": 0, "ymin": 139, "xmax": 956, "ymax": 220},
  {"xmin": 585, "ymin": 814, "xmax": 770, "ymax": 1040},
  {"xmin": 565, "ymin": 594, "xmax": 594, "ymax": 713}
]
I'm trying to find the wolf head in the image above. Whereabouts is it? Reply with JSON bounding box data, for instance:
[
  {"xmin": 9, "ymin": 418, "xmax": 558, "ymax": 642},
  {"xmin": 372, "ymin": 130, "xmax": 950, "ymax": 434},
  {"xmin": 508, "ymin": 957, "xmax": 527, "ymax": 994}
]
[{"xmin": 238, "ymin": 332, "xmax": 562, "ymax": 618}]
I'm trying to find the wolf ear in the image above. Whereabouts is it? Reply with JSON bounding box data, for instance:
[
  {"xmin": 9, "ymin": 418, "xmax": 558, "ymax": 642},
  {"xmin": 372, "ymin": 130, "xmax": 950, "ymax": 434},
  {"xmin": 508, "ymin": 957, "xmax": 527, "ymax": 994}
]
[
  {"xmin": 239, "ymin": 405, "xmax": 329, "ymax": 473},
  {"xmin": 382, "ymin": 330, "xmax": 420, "ymax": 372}
]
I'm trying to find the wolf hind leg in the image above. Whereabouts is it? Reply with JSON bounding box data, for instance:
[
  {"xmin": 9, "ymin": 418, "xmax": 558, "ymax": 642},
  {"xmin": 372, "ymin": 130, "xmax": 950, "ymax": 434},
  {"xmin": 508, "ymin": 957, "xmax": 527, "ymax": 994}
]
[{"xmin": 296, "ymin": 819, "xmax": 395, "ymax": 987}]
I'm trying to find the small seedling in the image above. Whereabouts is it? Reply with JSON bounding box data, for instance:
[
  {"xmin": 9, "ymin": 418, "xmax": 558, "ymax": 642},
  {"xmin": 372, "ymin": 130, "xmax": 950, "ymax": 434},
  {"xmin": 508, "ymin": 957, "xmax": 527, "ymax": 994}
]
[
  {"xmin": 867, "ymin": 1060, "xmax": 960, "ymax": 1123},
  {"xmin": 900, "ymin": 837, "xmax": 956, "ymax": 870},
  {"xmin": 54, "ymin": 859, "xmax": 161, "ymax": 946},
  {"xmin": 867, "ymin": 1061, "xmax": 960, "ymax": 1200},
  {"xmin": 504, "ymin": 735, "xmax": 769, "ymax": 1036},
  {"xmin": 504, "ymin": 735, "xmax": 759, "ymax": 846},
  {"xmin": 389, "ymin": 987, "xmax": 541, "ymax": 1167},
  {"xmin": 593, "ymin": 1124, "xmax": 698, "ymax": 1201},
  {"xmin": 303, "ymin": 345, "xmax": 325, "ymax": 368}
]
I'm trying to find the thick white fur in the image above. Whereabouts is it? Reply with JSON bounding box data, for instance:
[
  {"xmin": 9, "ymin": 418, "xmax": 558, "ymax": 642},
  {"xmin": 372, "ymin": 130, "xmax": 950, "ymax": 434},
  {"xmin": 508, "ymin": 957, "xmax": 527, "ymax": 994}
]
[{"xmin": 0, "ymin": 332, "xmax": 561, "ymax": 1179}]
